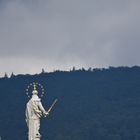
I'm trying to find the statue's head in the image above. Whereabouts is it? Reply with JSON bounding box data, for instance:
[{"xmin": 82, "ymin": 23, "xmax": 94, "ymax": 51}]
[
  {"xmin": 31, "ymin": 83, "xmax": 40, "ymax": 101},
  {"xmin": 26, "ymin": 82, "xmax": 44, "ymax": 98},
  {"xmin": 32, "ymin": 83, "xmax": 38, "ymax": 95}
]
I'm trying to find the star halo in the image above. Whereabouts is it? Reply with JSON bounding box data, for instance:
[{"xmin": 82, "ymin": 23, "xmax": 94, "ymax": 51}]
[{"xmin": 26, "ymin": 82, "xmax": 45, "ymax": 98}]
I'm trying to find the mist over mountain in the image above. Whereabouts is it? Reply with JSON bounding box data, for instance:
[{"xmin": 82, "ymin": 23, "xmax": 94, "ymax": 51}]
[{"xmin": 0, "ymin": 66, "xmax": 140, "ymax": 140}]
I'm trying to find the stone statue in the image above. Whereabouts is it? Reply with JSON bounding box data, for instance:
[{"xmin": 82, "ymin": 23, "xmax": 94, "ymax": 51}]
[{"xmin": 25, "ymin": 84, "xmax": 48, "ymax": 140}]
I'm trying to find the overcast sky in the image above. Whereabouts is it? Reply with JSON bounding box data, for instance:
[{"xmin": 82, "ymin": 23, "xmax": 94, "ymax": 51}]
[{"xmin": 0, "ymin": 0, "xmax": 140, "ymax": 76}]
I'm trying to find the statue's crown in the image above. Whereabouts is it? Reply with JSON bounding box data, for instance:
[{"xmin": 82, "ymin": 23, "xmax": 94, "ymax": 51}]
[{"xmin": 32, "ymin": 83, "xmax": 38, "ymax": 95}]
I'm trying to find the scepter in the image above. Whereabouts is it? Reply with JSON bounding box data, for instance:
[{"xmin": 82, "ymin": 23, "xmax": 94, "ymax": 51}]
[{"xmin": 46, "ymin": 99, "xmax": 58, "ymax": 115}]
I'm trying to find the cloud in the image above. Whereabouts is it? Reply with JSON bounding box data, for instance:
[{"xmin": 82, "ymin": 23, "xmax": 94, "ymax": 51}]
[{"xmin": 0, "ymin": 0, "xmax": 140, "ymax": 76}]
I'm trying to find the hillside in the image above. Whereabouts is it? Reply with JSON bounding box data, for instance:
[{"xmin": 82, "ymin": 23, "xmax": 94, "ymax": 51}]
[{"xmin": 0, "ymin": 66, "xmax": 140, "ymax": 140}]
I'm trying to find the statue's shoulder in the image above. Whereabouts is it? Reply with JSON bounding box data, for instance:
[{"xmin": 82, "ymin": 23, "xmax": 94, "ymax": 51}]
[{"xmin": 26, "ymin": 99, "xmax": 31, "ymax": 105}]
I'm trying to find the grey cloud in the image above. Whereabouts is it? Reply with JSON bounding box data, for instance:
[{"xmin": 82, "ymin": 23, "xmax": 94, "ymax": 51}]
[{"xmin": 0, "ymin": 0, "xmax": 140, "ymax": 76}]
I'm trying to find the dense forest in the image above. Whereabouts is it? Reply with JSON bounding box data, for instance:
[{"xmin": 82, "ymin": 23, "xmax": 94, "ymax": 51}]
[{"xmin": 0, "ymin": 66, "xmax": 140, "ymax": 140}]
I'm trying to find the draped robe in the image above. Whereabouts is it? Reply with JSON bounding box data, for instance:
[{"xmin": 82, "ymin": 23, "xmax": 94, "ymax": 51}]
[{"xmin": 26, "ymin": 95, "xmax": 46, "ymax": 140}]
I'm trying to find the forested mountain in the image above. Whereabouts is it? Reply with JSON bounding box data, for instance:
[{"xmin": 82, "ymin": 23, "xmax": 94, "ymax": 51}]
[{"xmin": 0, "ymin": 66, "xmax": 140, "ymax": 140}]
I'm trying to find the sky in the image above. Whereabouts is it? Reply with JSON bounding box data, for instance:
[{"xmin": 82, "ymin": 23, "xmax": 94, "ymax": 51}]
[{"xmin": 0, "ymin": 0, "xmax": 140, "ymax": 76}]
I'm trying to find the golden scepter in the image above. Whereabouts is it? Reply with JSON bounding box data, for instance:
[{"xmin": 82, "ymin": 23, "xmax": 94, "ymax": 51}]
[{"xmin": 45, "ymin": 99, "xmax": 58, "ymax": 117}]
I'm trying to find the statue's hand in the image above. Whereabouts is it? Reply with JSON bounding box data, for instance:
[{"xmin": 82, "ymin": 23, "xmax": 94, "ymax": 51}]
[{"xmin": 44, "ymin": 112, "xmax": 49, "ymax": 117}]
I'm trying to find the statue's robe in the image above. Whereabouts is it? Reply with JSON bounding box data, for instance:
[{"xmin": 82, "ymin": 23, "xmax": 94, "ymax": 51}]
[{"xmin": 26, "ymin": 95, "xmax": 46, "ymax": 140}]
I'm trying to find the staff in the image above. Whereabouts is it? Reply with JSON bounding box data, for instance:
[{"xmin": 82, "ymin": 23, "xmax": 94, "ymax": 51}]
[{"xmin": 45, "ymin": 99, "xmax": 58, "ymax": 117}]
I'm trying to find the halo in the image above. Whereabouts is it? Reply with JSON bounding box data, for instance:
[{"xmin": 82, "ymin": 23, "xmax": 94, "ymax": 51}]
[{"xmin": 26, "ymin": 82, "xmax": 45, "ymax": 98}]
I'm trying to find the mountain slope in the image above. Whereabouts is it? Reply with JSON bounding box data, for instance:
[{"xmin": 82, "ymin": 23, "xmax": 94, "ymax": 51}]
[{"xmin": 0, "ymin": 66, "xmax": 140, "ymax": 140}]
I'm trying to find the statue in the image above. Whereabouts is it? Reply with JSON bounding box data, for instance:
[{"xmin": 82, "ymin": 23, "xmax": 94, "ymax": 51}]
[
  {"xmin": 25, "ymin": 83, "xmax": 48, "ymax": 140},
  {"xmin": 25, "ymin": 82, "xmax": 57, "ymax": 140}
]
